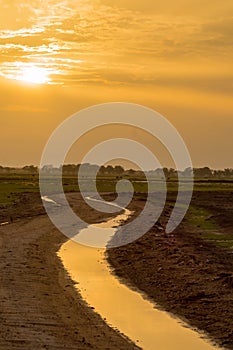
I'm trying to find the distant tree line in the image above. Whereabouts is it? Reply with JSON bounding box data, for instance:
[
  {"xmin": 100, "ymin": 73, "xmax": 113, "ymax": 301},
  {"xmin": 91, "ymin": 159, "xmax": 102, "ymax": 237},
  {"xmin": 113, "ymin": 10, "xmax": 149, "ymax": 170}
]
[
  {"xmin": 0, "ymin": 164, "xmax": 233, "ymax": 179},
  {"xmin": 0, "ymin": 165, "xmax": 38, "ymax": 174}
]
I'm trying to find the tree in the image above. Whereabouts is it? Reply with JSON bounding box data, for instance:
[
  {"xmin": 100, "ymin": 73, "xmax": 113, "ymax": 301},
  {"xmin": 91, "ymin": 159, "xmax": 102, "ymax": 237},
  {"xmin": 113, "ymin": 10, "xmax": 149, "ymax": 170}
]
[
  {"xmin": 106, "ymin": 165, "xmax": 114, "ymax": 174},
  {"xmin": 114, "ymin": 165, "xmax": 124, "ymax": 175},
  {"xmin": 63, "ymin": 164, "xmax": 78, "ymax": 174},
  {"xmin": 22, "ymin": 165, "xmax": 38, "ymax": 174},
  {"xmin": 224, "ymin": 168, "xmax": 233, "ymax": 178},
  {"xmin": 183, "ymin": 167, "xmax": 193, "ymax": 178},
  {"xmin": 194, "ymin": 167, "xmax": 213, "ymax": 178}
]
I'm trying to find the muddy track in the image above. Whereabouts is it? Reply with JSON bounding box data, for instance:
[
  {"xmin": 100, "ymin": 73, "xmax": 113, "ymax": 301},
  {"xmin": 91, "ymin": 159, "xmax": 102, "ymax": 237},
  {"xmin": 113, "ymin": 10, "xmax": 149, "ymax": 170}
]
[{"xmin": 0, "ymin": 194, "xmax": 139, "ymax": 350}]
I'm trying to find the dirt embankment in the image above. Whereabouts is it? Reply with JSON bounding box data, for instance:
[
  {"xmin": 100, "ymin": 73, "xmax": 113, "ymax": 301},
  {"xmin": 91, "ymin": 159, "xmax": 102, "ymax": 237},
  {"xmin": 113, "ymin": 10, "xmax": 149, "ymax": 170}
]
[
  {"xmin": 0, "ymin": 193, "xmax": 139, "ymax": 350},
  {"xmin": 108, "ymin": 191, "xmax": 233, "ymax": 349},
  {"xmin": 1, "ymin": 191, "xmax": 233, "ymax": 349}
]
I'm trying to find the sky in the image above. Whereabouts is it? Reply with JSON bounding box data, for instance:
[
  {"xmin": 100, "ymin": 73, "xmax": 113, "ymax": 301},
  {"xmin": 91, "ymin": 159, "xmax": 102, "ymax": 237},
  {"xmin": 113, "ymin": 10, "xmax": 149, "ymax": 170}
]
[{"xmin": 0, "ymin": 0, "xmax": 232, "ymax": 169}]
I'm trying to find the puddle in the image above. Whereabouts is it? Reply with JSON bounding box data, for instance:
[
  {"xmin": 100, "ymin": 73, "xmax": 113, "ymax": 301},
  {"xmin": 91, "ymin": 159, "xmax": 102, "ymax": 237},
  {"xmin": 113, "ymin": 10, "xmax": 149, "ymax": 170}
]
[
  {"xmin": 0, "ymin": 221, "xmax": 9, "ymax": 226},
  {"xmin": 41, "ymin": 196, "xmax": 61, "ymax": 206}
]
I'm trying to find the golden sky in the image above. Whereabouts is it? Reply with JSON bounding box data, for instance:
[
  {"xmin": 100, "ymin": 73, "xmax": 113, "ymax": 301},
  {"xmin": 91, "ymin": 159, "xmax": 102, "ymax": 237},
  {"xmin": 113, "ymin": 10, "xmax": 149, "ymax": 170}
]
[{"xmin": 0, "ymin": 0, "xmax": 232, "ymax": 168}]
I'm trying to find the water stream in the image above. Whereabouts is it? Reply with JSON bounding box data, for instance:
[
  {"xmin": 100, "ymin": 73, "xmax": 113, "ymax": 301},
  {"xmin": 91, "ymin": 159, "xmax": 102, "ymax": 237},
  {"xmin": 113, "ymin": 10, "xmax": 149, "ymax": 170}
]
[{"xmin": 57, "ymin": 198, "xmax": 220, "ymax": 350}]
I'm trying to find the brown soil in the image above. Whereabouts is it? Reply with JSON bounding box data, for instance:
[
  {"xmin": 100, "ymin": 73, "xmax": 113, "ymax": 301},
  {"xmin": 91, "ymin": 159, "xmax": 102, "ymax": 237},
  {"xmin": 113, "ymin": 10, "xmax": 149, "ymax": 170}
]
[
  {"xmin": 1, "ymin": 191, "xmax": 233, "ymax": 349},
  {"xmin": 0, "ymin": 193, "xmax": 139, "ymax": 350},
  {"xmin": 107, "ymin": 191, "xmax": 233, "ymax": 349}
]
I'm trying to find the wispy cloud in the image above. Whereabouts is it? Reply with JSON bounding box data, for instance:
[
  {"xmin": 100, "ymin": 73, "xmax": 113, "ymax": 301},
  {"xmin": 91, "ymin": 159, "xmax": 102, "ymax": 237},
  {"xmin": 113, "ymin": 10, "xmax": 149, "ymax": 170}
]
[{"xmin": 0, "ymin": 0, "xmax": 232, "ymax": 90}]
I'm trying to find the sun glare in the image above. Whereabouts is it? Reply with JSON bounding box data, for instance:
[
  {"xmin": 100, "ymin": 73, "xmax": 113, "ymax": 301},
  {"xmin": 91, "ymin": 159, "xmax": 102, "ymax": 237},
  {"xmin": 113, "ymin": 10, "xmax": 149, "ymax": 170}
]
[{"xmin": 17, "ymin": 66, "xmax": 50, "ymax": 84}]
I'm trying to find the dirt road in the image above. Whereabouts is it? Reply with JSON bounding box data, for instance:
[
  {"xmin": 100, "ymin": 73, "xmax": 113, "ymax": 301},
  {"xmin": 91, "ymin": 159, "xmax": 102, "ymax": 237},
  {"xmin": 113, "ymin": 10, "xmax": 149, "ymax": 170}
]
[{"xmin": 0, "ymin": 194, "xmax": 139, "ymax": 350}]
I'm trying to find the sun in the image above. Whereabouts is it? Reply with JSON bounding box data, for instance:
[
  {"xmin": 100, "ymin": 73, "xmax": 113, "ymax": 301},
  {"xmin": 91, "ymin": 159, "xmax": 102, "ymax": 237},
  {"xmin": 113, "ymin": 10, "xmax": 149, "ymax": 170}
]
[{"xmin": 18, "ymin": 66, "xmax": 50, "ymax": 84}]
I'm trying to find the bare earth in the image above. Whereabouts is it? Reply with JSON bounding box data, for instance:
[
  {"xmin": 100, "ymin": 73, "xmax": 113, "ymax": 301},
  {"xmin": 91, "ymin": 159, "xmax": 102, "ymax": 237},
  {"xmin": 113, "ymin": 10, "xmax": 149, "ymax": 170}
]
[
  {"xmin": 0, "ymin": 193, "xmax": 139, "ymax": 350},
  {"xmin": 107, "ymin": 191, "xmax": 233, "ymax": 350},
  {"xmin": 1, "ymin": 191, "xmax": 233, "ymax": 349}
]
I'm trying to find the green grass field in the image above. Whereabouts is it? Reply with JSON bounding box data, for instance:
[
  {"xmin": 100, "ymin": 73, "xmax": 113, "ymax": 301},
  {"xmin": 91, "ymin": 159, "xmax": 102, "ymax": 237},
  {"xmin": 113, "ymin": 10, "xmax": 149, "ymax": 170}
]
[
  {"xmin": 187, "ymin": 206, "xmax": 233, "ymax": 248},
  {"xmin": 1, "ymin": 174, "xmax": 233, "ymax": 206},
  {"xmin": 0, "ymin": 174, "xmax": 232, "ymax": 249},
  {"xmin": 0, "ymin": 175, "xmax": 39, "ymax": 206}
]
